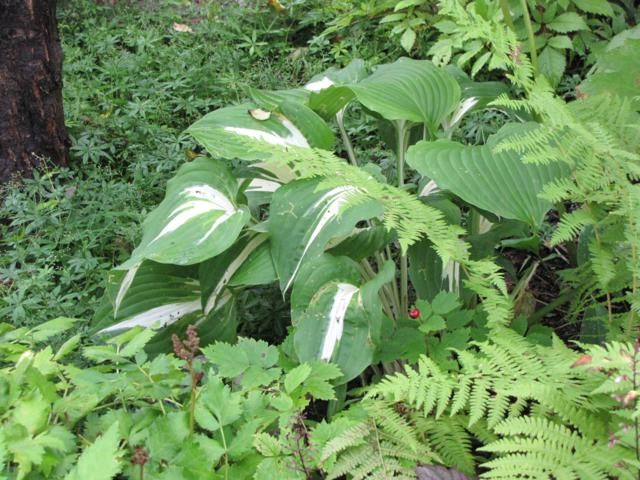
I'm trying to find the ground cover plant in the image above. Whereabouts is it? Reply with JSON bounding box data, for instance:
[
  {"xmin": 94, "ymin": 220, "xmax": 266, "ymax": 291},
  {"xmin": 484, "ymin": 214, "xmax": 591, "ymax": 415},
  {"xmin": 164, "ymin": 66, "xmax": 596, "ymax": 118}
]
[{"xmin": 1, "ymin": 0, "xmax": 640, "ymax": 478}]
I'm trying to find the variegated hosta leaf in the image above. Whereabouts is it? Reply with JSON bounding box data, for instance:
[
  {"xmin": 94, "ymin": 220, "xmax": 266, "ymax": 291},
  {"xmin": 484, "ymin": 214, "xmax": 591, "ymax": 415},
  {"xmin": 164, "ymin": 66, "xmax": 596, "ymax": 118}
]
[
  {"xmin": 92, "ymin": 262, "xmax": 236, "ymax": 352},
  {"xmin": 121, "ymin": 157, "xmax": 249, "ymax": 268},
  {"xmin": 307, "ymin": 59, "xmax": 368, "ymax": 118},
  {"xmin": 93, "ymin": 261, "xmax": 203, "ymax": 334},
  {"xmin": 291, "ymin": 255, "xmax": 393, "ymax": 383},
  {"xmin": 268, "ymin": 178, "xmax": 384, "ymax": 292},
  {"xmin": 188, "ymin": 102, "xmax": 334, "ymax": 164},
  {"xmin": 199, "ymin": 233, "xmax": 273, "ymax": 315},
  {"xmin": 243, "ymin": 177, "xmax": 282, "ymax": 207},
  {"xmin": 311, "ymin": 58, "xmax": 461, "ymax": 131},
  {"xmin": 406, "ymin": 129, "xmax": 568, "ymax": 228},
  {"xmin": 145, "ymin": 293, "xmax": 237, "ymax": 354},
  {"xmin": 326, "ymin": 225, "xmax": 396, "ymax": 262}
]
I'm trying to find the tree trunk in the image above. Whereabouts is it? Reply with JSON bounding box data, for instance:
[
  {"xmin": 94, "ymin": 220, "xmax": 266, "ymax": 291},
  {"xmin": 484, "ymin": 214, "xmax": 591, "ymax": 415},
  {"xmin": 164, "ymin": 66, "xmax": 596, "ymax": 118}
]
[{"xmin": 0, "ymin": 0, "xmax": 69, "ymax": 184}]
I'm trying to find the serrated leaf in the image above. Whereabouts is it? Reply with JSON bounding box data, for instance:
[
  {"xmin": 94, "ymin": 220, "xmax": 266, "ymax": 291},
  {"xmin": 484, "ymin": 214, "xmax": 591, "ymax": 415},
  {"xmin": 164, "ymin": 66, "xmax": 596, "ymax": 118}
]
[
  {"xmin": 419, "ymin": 315, "xmax": 447, "ymax": 334},
  {"xmin": 538, "ymin": 46, "xmax": 566, "ymax": 87},
  {"xmin": 573, "ymin": 0, "xmax": 613, "ymax": 16},
  {"xmin": 64, "ymin": 422, "xmax": 121, "ymax": 480},
  {"xmin": 253, "ymin": 433, "xmax": 282, "ymax": 457},
  {"xmin": 547, "ymin": 12, "xmax": 588, "ymax": 32},
  {"xmin": 284, "ymin": 363, "xmax": 312, "ymax": 393},
  {"xmin": 547, "ymin": 35, "xmax": 572, "ymax": 49},
  {"xmin": 432, "ymin": 292, "xmax": 460, "ymax": 315}
]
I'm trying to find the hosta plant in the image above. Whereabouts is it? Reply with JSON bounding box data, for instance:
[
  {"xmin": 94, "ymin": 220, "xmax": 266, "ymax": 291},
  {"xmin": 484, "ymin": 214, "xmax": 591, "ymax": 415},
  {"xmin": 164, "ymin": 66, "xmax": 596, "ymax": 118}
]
[{"xmin": 93, "ymin": 56, "xmax": 567, "ymax": 383}]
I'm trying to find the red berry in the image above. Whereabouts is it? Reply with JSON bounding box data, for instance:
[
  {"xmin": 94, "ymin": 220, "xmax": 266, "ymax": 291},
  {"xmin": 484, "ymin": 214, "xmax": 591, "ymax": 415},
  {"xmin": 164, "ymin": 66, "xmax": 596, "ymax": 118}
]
[{"xmin": 409, "ymin": 308, "xmax": 420, "ymax": 319}]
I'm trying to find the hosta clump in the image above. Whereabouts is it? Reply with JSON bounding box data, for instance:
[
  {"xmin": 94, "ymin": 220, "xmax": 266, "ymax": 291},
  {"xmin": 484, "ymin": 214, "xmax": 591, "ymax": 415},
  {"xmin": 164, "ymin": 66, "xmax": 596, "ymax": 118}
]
[{"xmin": 93, "ymin": 56, "xmax": 567, "ymax": 382}]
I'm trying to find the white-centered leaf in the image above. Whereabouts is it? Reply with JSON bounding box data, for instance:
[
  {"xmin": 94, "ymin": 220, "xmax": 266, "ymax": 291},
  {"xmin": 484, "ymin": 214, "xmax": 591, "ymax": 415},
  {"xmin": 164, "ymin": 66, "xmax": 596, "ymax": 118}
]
[
  {"xmin": 121, "ymin": 157, "xmax": 248, "ymax": 267},
  {"xmin": 291, "ymin": 255, "xmax": 390, "ymax": 382},
  {"xmin": 200, "ymin": 234, "xmax": 269, "ymax": 314},
  {"xmin": 320, "ymin": 283, "xmax": 359, "ymax": 361},
  {"xmin": 188, "ymin": 103, "xmax": 334, "ymax": 162},
  {"xmin": 268, "ymin": 178, "xmax": 383, "ymax": 292},
  {"xmin": 94, "ymin": 261, "xmax": 203, "ymax": 335}
]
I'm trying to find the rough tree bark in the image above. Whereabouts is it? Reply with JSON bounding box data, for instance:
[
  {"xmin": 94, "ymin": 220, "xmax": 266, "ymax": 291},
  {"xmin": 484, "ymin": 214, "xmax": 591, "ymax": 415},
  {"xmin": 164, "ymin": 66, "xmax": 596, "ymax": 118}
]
[{"xmin": 0, "ymin": 0, "xmax": 69, "ymax": 184}]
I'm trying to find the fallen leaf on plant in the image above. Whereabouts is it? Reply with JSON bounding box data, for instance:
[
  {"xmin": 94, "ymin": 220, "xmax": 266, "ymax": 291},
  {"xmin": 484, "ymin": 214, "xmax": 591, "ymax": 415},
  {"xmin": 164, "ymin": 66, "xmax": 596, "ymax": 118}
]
[{"xmin": 173, "ymin": 22, "xmax": 193, "ymax": 33}]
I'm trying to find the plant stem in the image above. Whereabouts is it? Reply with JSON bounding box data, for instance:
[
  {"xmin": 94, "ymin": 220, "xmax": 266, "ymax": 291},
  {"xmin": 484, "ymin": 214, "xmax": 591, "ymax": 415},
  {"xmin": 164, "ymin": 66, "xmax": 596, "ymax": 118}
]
[
  {"xmin": 519, "ymin": 0, "xmax": 538, "ymax": 72},
  {"xmin": 499, "ymin": 0, "xmax": 516, "ymax": 31},
  {"xmin": 337, "ymin": 108, "xmax": 358, "ymax": 166},
  {"xmin": 396, "ymin": 121, "xmax": 410, "ymax": 314}
]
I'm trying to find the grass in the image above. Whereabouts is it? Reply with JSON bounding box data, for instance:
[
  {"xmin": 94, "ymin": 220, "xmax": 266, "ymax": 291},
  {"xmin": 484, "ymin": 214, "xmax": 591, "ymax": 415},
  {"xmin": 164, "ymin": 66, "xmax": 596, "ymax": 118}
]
[{"xmin": 0, "ymin": 0, "xmax": 361, "ymax": 330}]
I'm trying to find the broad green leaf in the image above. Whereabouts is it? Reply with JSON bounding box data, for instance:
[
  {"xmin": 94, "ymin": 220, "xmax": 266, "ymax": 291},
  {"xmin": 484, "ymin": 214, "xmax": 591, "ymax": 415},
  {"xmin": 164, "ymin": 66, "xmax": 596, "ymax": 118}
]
[
  {"xmin": 122, "ymin": 157, "xmax": 248, "ymax": 267},
  {"xmin": 199, "ymin": 233, "xmax": 269, "ymax": 315},
  {"xmin": 406, "ymin": 131, "xmax": 567, "ymax": 228},
  {"xmin": 292, "ymin": 255, "xmax": 389, "ymax": 382},
  {"xmin": 94, "ymin": 261, "xmax": 202, "ymax": 334},
  {"xmin": 538, "ymin": 46, "xmax": 566, "ymax": 87},
  {"xmin": 228, "ymin": 240, "xmax": 276, "ymax": 287},
  {"xmin": 269, "ymin": 178, "xmax": 383, "ymax": 292},
  {"xmin": 419, "ymin": 315, "xmax": 446, "ymax": 334},
  {"xmin": 349, "ymin": 58, "xmax": 461, "ymax": 130},
  {"xmin": 409, "ymin": 239, "xmax": 448, "ymax": 301},
  {"xmin": 547, "ymin": 12, "xmax": 588, "ymax": 33},
  {"xmin": 27, "ymin": 317, "xmax": 77, "ymax": 342},
  {"xmin": 65, "ymin": 422, "xmax": 121, "ymax": 480},
  {"xmin": 310, "ymin": 58, "xmax": 460, "ymax": 128},
  {"xmin": 306, "ymin": 59, "xmax": 367, "ymax": 118},
  {"xmin": 188, "ymin": 103, "xmax": 333, "ymax": 162}
]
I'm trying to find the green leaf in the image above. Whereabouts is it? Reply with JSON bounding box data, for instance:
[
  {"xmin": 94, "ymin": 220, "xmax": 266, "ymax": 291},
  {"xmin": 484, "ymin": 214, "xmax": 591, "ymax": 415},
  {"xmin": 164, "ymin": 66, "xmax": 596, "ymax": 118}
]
[
  {"xmin": 406, "ymin": 129, "xmax": 567, "ymax": 228},
  {"xmin": 269, "ymin": 178, "xmax": 383, "ymax": 292},
  {"xmin": 349, "ymin": 58, "xmax": 461, "ymax": 130},
  {"xmin": 28, "ymin": 317, "xmax": 77, "ymax": 342},
  {"xmin": 572, "ymin": 0, "xmax": 613, "ymax": 16},
  {"xmin": 538, "ymin": 46, "xmax": 566, "ymax": 87},
  {"xmin": 419, "ymin": 315, "xmax": 447, "ymax": 334},
  {"xmin": 253, "ymin": 433, "xmax": 282, "ymax": 457},
  {"xmin": 284, "ymin": 364, "xmax": 312, "ymax": 393},
  {"xmin": 292, "ymin": 255, "xmax": 388, "ymax": 383},
  {"xmin": 400, "ymin": 28, "xmax": 417, "ymax": 52},
  {"xmin": 302, "ymin": 361, "xmax": 342, "ymax": 400},
  {"xmin": 547, "ymin": 12, "xmax": 588, "ymax": 33},
  {"xmin": 121, "ymin": 157, "xmax": 249, "ymax": 267},
  {"xmin": 196, "ymin": 374, "xmax": 242, "ymax": 431},
  {"xmin": 93, "ymin": 261, "xmax": 202, "ymax": 334},
  {"xmin": 578, "ymin": 37, "xmax": 640, "ymax": 100},
  {"xmin": 65, "ymin": 422, "xmax": 121, "ymax": 480},
  {"xmin": 199, "ymin": 233, "xmax": 270, "ymax": 315},
  {"xmin": 547, "ymin": 35, "xmax": 573, "ymax": 49},
  {"xmin": 327, "ymin": 226, "xmax": 395, "ymax": 262},
  {"xmin": 188, "ymin": 103, "xmax": 331, "ymax": 163},
  {"xmin": 431, "ymin": 292, "xmax": 460, "ymax": 315}
]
